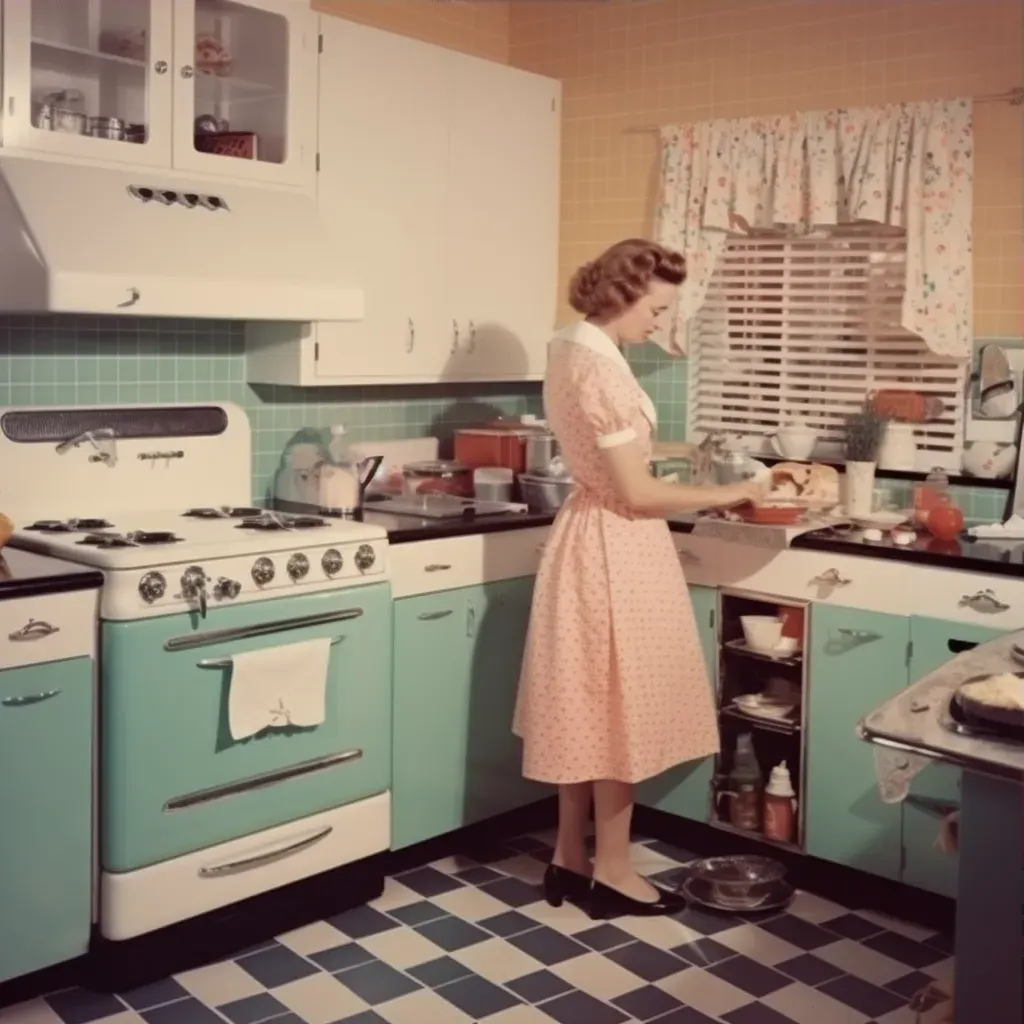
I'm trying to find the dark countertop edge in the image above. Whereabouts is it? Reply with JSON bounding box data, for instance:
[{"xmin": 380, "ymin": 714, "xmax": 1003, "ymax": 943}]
[
  {"xmin": 387, "ymin": 513, "xmax": 1024, "ymax": 580},
  {"xmin": 757, "ymin": 454, "xmax": 1012, "ymax": 491},
  {"xmin": 386, "ymin": 512, "xmax": 557, "ymax": 544},
  {"xmin": 0, "ymin": 571, "xmax": 104, "ymax": 602},
  {"xmin": 792, "ymin": 533, "xmax": 1024, "ymax": 579}
]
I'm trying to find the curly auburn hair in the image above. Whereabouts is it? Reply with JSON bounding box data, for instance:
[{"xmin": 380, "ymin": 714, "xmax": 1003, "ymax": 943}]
[{"xmin": 568, "ymin": 239, "xmax": 686, "ymax": 319}]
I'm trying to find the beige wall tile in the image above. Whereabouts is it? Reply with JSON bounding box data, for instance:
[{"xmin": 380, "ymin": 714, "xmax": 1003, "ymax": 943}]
[{"xmin": 509, "ymin": 0, "xmax": 1023, "ymax": 334}]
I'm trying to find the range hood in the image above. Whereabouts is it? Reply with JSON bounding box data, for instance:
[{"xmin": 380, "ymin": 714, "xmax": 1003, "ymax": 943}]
[{"xmin": 0, "ymin": 156, "xmax": 363, "ymax": 322}]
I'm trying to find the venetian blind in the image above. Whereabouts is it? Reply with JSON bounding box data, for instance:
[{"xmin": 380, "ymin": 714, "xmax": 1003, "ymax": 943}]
[{"xmin": 687, "ymin": 229, "xmax": 967, "ymax": 472}]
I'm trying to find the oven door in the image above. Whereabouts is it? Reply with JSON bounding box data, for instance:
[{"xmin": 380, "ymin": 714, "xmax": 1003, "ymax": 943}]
[{"xmin": 101, "ymin": 584, "xmax": 392, "ymax": 871}]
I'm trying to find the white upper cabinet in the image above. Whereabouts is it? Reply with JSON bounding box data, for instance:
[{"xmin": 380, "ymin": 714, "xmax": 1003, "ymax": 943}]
[
  {"xmin": 1, "ymin": 0, "xmax": 317, "ymax": 187},
  {"xmin": 444, "ymin": 52, "xmax": 560, "ymax": 382},
  {"xmin": 310, "ymin": 18, "xmax": 450, "ymax": 382},
  {"xmin": 246, "ymin": 16, "xmax": 561, "ymax": 387}
]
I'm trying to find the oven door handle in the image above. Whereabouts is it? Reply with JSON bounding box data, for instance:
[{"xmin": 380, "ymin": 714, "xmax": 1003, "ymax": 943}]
[
  {"xmin": 164, "ymin": 608, "xmax": 363, "ymax": 653},
  {"xmin": 196, "ymin": 635, "xmax": 344, "ymax": 669},
  {"xmin": 197, "ymin": 825, "xmax": 333, "ymax": 878}
]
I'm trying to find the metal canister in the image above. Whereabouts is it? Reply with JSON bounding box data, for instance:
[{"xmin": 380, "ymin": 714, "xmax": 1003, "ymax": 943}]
[
  {"xmin": 88, "ymin": 116, "xmax": 126, "ymax": 141},
  {"xmin": 524, "ymin": 430, "xmax": 560, "ymax": 475}
]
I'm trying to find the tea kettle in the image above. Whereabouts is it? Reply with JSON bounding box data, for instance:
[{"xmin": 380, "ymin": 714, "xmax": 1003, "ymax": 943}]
[{"xmin": 318, "ymin": 425, "xmax": 383, "ymax": 517}]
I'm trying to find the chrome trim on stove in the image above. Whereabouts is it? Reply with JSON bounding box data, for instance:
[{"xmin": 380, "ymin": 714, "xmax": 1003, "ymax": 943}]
[
  {"xmin": 196, "ymin": 634, "xmax": 343, "ymax": 668},
  {"xmin": 164, "ymin": 750, "xmax": 363, "ymax": 811},
  {"xmin": 8, "ymin": 619, "xmax": 61, "ymax": 641},
  {"xmin": 163, "ymin": 608, "xmax": 364, "ymax": 652},
  {"xmin": 197, "ymin": 826, "xmax": 333, "ymax": 878}
]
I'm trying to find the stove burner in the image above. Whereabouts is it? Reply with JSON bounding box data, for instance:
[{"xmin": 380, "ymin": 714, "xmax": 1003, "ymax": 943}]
[
  {"xmin": 184, "ymin": 506, "xmax": 264, "ymax": 519},
  {"xmin": 236, "ymin": 513, "xmax": 327, "ymax": 531},
  {"xmin": 77, "ymin": 533, "xmax": 133, "ymax": 549},
  {"xmin": 75, "ymin": 530, "xmax": 183, "ymax": 549},
  {"xmin": 26, "ymin": 518, "xmax": 114, "ymax": 533},
  {"xmin": 129, "ymin": 530, "xmax": 183, "ymax": 545}
]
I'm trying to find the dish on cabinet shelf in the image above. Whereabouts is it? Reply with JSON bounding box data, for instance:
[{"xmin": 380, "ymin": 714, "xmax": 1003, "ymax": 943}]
[
  {"xmin": 733, "ymin": 693, "xmax": 796, "ymax": 720},
  {"xmin": 724, "ymin": 637, "xmax": 802, "ymax": 665}
]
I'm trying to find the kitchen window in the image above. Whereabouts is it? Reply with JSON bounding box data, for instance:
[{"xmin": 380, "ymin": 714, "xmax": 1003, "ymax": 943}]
[{"xmin": 686, "ymin": 227, "xmax": 968, "ymax": 473}]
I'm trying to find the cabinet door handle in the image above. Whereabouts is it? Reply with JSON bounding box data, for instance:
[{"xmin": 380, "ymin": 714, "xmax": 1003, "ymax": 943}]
[
  {"xmin": 198, "ymin": 826, "xmax": 332, "ymax": 878},
  {"xmin": 837, "ymin": 628, "xmax": 881, "ymax": 642},
  {"xmin": 959, "ymin": 589, "xmax": 1009, "ymax": 613},
  {"xmin": 468, "ymin": 320, "xmax": 477, "ymax": 352},
  {"xmin": 424, "ymin": 564, "xmax": 452, "ymax": 573},
  {"xmin": 2, "ymin": 689, "xmax": 62, "ymax": 707},
  {"xmin": 8, "ymin": 619, "xmax": 61, "ymax": 642},
  {"xmin": 466, "ymin": 602, "xmax": 477, "ymax": 638},
  {"xmin": 406, "ymin": 318, "xmax": 415, "ymax": 354},
  {"xmin": 812, "ymin": 568, "xmax": 851, "ymax": 586},
  {"xmin": 451, "ymin": 319, "xmax": 460, "ymax": 354},
  {"xmin": 180, "ymin": 64, "xmax": 195, "ymax": 79},
  {"xmin": 417, "ymin": 610, "xmax": 453, "ymax": 622},
  {"xmin": 116, "ymin": 287, "xmax": 140, "ymax": 308}
]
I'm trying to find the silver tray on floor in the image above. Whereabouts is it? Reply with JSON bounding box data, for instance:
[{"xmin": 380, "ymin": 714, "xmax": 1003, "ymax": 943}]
[{"xmin": 682, "ymin": 876, "xmax": 795, "ymax": 914}]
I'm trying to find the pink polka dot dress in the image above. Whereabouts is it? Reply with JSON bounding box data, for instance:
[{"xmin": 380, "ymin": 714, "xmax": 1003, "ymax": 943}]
[{"xmin": 513, "ymin": 320, "xmax": 720, "ymax": 785}]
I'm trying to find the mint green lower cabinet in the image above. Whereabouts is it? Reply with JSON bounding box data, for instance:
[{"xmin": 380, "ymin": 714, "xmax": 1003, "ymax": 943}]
[
  {"xmin": 638, "ymin": 584, "xmax": 718, "ymax": 821},
  {"xmin": 0, "ymin": 657, "xmax": 93, "ymax": 983},
  {"xmin": 392, "ymin": 577, "xmax": 544, "ymax": 850},
  {"xmin": 806, "ymin": 605, "xmax": 909, "ymax": 880},
  {"xmin": 903, "ymin": 617, "xmax": 1005, "ymax": 899}
]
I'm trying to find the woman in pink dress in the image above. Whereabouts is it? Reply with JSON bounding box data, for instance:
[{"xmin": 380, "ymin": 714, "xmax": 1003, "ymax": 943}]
[{"xmin": 513, "ymin": 239, "xmax": 767, "ymax": 918}]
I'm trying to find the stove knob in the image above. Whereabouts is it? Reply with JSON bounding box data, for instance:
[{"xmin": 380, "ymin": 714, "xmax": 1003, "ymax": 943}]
[
  {"xmin": 251, "ymin": 557, "xmax": 275, "ymax": 586},
  {"xmin": 215, "ymin": 577, "xmax": 242, "ymax": 601},
  {"xmin": 354, "ymin": 544, "xmax": 376, "ymax": 573},
  {"xmin": 180, "ymin": 565, "xmax": 209, "ymax": 617},
  {"xmin": 287, "ymin": 553, "xmax": 310, "ymax": 581},
  {"xmin": 321, "ymin": 548, "xmax": 344, "ymax": 577},
  {"xmin": 138, "ymin": 571, "xmax": 166, "ymax": 604}
]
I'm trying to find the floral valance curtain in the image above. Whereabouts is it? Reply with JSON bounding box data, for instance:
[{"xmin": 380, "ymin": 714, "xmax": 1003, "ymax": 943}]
[{"xmin": 652, "ymin": 98, "xmax": 973, "ymax": 359}]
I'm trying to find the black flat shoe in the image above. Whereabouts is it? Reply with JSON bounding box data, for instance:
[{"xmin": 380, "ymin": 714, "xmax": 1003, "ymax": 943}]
[
  {"xmin": 588, "ymin": 878, "xmax": 687, "ymax": 919},
  {"xmin": 543, "ymin": 864, "xmax": 593, "ymax": 908}
]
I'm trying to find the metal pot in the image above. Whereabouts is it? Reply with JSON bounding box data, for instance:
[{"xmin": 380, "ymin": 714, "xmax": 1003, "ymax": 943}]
[
  {"xmin": 88, "ymin": 116, "xmax": 126, "ymax": 141},
  {"xmin": 525, "ymin": 430, "xmax": 560, "ymax": 475},
  {"xmin": 34, "ymin": 104, "xmax": 87, "ymax": 134},
  {"xmin": 711, "ymin": 450, "xmax": 766, "ymax": 485}
]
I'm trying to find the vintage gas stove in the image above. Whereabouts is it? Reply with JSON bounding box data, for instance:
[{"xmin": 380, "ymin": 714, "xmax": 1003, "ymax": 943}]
[
  {"xmin": 1, "ymin": 403, "xmax": 392, "ymax": 970},
  {"xmin": 15, "ymin": 505, "xmax": 386, "ymax": 621}
]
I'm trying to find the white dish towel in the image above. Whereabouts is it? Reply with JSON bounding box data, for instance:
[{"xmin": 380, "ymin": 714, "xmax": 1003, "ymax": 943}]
[{"xmin": 227, "ymin": 637, "xmax": 332, "ymax": 741}]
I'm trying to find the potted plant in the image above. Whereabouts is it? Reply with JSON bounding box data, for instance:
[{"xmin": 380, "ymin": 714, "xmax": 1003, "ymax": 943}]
[{"xmin": 843, "ymin": 401, "xmax": 888, "ymax": 516}]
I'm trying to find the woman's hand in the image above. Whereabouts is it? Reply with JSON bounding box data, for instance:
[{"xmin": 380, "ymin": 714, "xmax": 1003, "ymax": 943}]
[{"xmin": 721, "ymin": 478, "xmax": 771, "ymax": 507}]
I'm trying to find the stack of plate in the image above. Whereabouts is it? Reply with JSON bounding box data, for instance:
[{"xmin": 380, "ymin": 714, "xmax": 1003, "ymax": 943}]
[
  {"xmin": 732, "ymin": 693, "xmax": 797, "ymax": 721},
  {"xmin": 682, "ymin": 855, "xmax": 794, "ymax": 913}
]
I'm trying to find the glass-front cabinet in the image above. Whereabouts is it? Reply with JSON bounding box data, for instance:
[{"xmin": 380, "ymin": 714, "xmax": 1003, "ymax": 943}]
[{"xmin": 1, "ymin": 0, "xmax": 316, "ymax": 186}]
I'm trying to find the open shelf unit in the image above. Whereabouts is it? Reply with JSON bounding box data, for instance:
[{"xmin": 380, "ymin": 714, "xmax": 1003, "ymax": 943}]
[{"xmin": 710, "ymin": 588, "xmax": 810, "ymax": 851}]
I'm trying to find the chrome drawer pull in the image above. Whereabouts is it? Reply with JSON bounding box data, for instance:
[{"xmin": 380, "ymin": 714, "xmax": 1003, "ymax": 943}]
[
  {"xmin": 8, "ymin": 619, "xmax": 61, "ymax": 642},
  {"xmin": 197, "ymin": 826, "xmax": 333, "ymax": 878},
  {"xmin": 417, "ymin": 610, "xmax": 453, "ymax": 621},
  {"xmin": 196, "ymin": 635, "xmax": 344, "ymax": 669},
  {"xmin": 165, "ymin": 750, "xmax": 363, "ymax": 811},
  {"xmin": 959, "ymin": 589, "xmax": 1010, "ymax": 613},
  {"xmin": 424, "ymin": 564, "xmax": 452, "ymax": 573},
  {"xmin": 2, "ymin": 689, "xmax": 61, "ymax": 707},
  {"xmin": 837, "ymin": 628, "xmax": 881, "ymax": 642},
  {"xmin": 812, "ymin": 568, "xmax": 851, "ymax": 586}
]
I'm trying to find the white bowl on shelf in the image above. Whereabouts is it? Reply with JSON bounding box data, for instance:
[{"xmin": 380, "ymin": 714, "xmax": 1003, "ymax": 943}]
[{"xmin": 740, "ymin": 616, "xmax": 784, "ymax": 653}]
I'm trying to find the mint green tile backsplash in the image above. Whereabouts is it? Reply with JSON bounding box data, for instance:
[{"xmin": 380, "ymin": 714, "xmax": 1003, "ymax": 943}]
[{"xmin": 0, "ymin": 316, "xmax": 541, "ymax": 502}]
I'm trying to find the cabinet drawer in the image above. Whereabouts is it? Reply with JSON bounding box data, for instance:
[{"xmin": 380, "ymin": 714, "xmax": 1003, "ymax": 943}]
[
  {"xmin": 390, "ymin": 528, "xmax": 549, "ymax": 598},
  {"xmin": 0, "ymin": 590, "xmax": 97, "ymax": 670},
  {"xmin": 906, "ymin": 565, "xmax": 1024, "ymax": 628}
]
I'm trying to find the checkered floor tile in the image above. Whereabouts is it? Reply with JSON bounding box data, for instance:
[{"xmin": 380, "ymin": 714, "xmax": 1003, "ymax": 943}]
[{"xmin": 0, "ymin": 833, "xmax": 954, "ymax": 1024}]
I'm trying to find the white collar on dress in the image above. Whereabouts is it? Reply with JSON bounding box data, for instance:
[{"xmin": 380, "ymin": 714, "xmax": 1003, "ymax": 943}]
[{"xmin": 550, "ymin": 320, "xmax": 658, "ymax": 428}]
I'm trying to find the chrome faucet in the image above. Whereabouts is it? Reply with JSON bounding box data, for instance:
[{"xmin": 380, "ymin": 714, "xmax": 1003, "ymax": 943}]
[{"xmin": 55, "ymin": 427, "xmax": 118, "ymax": 467}]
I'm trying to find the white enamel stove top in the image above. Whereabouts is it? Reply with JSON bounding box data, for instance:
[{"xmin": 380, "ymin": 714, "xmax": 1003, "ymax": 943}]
[{"xmin": 14, "ymin": 507, "xmax": 389, "ymax": 621}]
